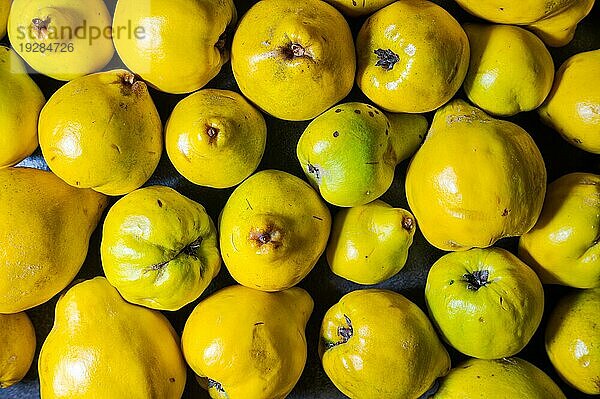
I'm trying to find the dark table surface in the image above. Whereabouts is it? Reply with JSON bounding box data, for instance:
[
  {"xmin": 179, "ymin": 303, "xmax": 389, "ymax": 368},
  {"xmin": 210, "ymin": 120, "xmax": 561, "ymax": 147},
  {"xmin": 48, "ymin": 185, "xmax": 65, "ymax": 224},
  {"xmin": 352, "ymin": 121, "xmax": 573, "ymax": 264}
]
[{"xmin": 2, "ymin": 0, "xmax": 600, "ymax": 398}]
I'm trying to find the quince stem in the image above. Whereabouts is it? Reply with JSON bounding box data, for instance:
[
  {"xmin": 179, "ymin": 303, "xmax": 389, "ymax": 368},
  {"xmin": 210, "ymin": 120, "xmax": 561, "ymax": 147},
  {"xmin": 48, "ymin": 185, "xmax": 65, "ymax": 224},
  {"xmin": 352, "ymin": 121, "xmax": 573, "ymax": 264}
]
[
  {"xmin": 323, "ymin": 314, "xmax": 353, "ymax": 350},
  {"xmin": 249, "ymin": 225, "xmax": 283, "ymax": 250},
  {"xmin": 32, "ymin": 17, "xmax": 51, "ymax": 40},
  {"xmin": 462, "ymin": 270, "xmax": 490, "ymax": 291},
  {"xmin": 374, "ymin": 48, "xmax": 399, "ymax": 71},
  {"xmin": 281, "ymin": 43, "xmax": 312, "ymax": 60},
  {"xmin": 208, "ymin": 379, "xmax": 226, "ymax": 393},
  {"xmin": 206, "ymin": 126, "xmax": 219, "ymax": 145}
]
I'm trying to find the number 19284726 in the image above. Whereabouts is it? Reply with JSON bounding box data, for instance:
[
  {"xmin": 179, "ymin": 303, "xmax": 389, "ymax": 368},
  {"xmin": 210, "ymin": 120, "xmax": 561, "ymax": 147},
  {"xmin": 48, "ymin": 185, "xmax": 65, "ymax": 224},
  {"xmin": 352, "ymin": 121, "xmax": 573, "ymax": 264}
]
[{"xmin": 19, "ymin": 42, "xmax": 74, "ymax": 53}]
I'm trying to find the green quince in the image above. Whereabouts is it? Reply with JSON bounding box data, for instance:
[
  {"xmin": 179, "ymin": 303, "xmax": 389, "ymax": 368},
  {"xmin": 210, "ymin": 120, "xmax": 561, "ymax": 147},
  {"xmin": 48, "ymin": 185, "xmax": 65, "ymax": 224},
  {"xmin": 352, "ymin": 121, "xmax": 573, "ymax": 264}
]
[
  {"xmin": 297, "ymin": 102, "xmax": 427, "ymax": 207},
  {"xmin": 327, "ymin": 200, "xmax": 416, "ymax": 285},
  {"xmin": 101, "ymin": 185, "xmax": 221, "ymax": 311}
]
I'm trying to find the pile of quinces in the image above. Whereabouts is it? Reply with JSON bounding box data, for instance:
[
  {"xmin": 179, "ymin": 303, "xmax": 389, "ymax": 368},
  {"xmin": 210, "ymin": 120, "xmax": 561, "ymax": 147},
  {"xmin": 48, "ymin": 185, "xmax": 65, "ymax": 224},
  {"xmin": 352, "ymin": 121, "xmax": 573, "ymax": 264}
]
[{"xmin": 0, "ymin": 0, "xmax": 598, "ymax": 398}]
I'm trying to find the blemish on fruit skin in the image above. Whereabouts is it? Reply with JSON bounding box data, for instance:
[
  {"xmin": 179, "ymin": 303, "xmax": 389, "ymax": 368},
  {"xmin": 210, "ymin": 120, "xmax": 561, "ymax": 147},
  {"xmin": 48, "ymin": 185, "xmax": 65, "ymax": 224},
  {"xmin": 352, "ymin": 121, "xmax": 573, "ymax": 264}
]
[
  {"xmin": 333, "ymin": 131, "xmax": 340, "ymax": 138},
  {"xmin": 111, "ymin": 144, "xmax": 122, "ymax": 154},
  {"xmin": 402, "ymin": 216, "xmax": 414, "ymax": 231},
  {"xmin": 231, "ymin": 234, "xmax": 239, "ymax": 252},
  {"xmin": 335, "ymin": 109, "xmax": 342, "ymax": 113},
  {"xmin": 354, "ymin": 109, "xmax": 361, "ymax": 114},
  {"xmin": 404, "ymin": 44, "xmax": 416, "ymax": 57},
  {"xmin": 157, "ymin": 199, "xmax": 163, "ymax": 208}
]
